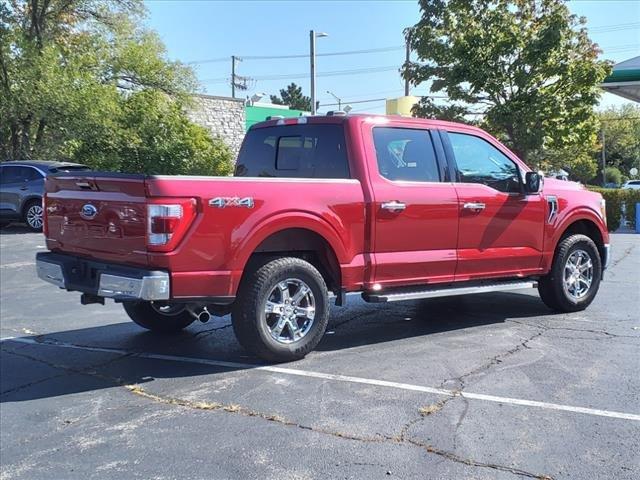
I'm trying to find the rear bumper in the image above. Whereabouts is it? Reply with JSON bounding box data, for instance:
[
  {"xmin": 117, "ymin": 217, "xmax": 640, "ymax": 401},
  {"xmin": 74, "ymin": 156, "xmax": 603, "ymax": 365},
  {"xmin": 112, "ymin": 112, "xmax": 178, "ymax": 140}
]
[
  {"xmin": 36, "ymin": 252, "xmax": 170, "ymax": 301},
  {"xmin": 603, "ymin": 243, "xmax": 611, "ymax": 270}
]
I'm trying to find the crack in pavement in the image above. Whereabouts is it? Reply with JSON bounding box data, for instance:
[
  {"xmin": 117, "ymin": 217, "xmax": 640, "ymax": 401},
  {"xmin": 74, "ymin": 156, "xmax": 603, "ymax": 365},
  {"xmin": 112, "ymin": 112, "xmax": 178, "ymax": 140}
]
[
  {"xmin": 328, "ymin": 307, "xmax": 381, "ymax": 331},
  {"xmin": 506, "ymin": 319, "xmax": 639, "ymax": 340},
  {"xmin": 0, "ymin": 340, "xmax": 553, "ymax": 479},
  {"xmin": 124, "ymin": 383, "xmax": 553, "ymax": 479}
]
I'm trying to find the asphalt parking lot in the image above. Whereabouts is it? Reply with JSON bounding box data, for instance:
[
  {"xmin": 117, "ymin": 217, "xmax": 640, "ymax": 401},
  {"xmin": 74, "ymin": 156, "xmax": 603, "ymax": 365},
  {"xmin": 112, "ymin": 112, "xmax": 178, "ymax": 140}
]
[{"xmin": 1, "ymin": 226, "xmax": 639, "ymax": 480}]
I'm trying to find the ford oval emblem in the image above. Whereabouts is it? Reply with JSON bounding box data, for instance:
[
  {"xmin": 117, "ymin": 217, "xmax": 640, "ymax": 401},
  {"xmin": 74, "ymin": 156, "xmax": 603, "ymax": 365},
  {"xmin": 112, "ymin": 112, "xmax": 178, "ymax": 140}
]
[{"xmin": 80, "ymin": 204, "xmax": 98, "ymax": 220}]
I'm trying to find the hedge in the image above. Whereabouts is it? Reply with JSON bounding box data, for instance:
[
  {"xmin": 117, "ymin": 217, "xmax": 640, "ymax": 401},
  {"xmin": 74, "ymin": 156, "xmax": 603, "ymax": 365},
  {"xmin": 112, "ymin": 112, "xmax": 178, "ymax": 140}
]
[{"xmin": 588, "ymin": 187, "xmax": 640, "ymax": 232}]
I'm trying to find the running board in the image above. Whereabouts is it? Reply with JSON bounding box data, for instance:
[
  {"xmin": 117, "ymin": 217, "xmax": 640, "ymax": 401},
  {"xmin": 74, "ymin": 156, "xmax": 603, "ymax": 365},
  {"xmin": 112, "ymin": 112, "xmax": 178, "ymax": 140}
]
[{"xmin": 362, "ymin": 280, "xmax": 538, "ymax": 303}]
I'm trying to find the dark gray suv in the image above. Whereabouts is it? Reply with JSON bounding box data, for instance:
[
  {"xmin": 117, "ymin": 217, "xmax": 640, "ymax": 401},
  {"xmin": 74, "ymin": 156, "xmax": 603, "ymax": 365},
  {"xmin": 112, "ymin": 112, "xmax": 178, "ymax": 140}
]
[{"xmin": 0, "ymin": 161, "xmax": 90, "ymax": 231}]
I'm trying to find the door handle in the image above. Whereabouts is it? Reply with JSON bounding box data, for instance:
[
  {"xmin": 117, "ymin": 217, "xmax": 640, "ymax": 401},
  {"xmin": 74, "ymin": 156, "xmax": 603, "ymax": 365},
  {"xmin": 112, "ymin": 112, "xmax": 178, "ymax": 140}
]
[
  {"xmin": 381, "ymin": 201, "xmax": 406, "ymax": 212},
  {"xmin": 463, "ymin": 202, "xmax": 486, "ymax": 211},
  {"xmin": 20, "ymin": 186, "xmax": 28, "ymax": 191}
]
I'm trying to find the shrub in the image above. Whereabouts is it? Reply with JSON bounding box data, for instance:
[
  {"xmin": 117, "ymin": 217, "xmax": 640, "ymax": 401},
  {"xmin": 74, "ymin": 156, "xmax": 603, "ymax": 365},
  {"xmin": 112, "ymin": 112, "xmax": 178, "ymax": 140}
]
[
  {"xmin": 624, "ymin": 189, "xmax": 640, "ymax": 230},
  {"xmin": 588, "ymin": 187, "xmax": 640, "ymax": 231},
  {"xmin": 589, "ymin": 187, "xmax": 623, "ymax": 231},
  {"xmin": 604, "ymin": 166, "xmax": 623, "ymax": 186}
]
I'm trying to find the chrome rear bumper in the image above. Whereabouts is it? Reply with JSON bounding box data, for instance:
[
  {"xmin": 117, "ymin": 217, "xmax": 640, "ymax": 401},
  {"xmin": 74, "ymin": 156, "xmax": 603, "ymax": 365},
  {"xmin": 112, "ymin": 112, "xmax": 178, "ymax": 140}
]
[{"xmin": 36, "ymin": 252, "xmax": 170, "ymax": 301}]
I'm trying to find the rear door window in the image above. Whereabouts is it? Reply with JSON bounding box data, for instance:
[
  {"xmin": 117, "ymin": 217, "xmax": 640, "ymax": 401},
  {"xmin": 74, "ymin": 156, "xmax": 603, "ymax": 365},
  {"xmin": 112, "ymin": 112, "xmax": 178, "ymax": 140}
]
[
  {"xmin": 235, "ymin": 124, "xmax": 350, "ymax": 179},
  {"xmin": 0, "ymin": 167, "xmax": 23, "ymax": 184},
  {"xmin": 372, "ymin": 127, "xmax": 441, "ymax": 182}
]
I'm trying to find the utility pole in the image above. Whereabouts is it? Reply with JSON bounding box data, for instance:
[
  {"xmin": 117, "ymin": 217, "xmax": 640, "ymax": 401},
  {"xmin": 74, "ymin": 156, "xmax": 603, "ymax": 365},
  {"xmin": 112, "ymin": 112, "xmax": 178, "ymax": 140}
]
[
  {"xmin": 231, "ymin": 55, "xmax": 237, "ymax": 98},
  {"xmin": 404, "ymin": 31, "xmax": 412, "ymax": 97},
  {"xmin": 601, "ymin": 127, "xmax": 606, "ymax": 186}
]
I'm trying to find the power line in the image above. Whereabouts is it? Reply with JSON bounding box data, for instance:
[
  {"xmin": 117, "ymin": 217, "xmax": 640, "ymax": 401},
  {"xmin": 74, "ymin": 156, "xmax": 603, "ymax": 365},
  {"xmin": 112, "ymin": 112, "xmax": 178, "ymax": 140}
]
[
  {"xmin": 187, "ymin": 45, "xmax": 404, "ymax": 65},
  {"xmin": 201, "ymin": 65, "xmax": 400, "ymax": 84},
  {"xmin": 589, "ymin": 22, "xmax": 640, "ymax": 33}
]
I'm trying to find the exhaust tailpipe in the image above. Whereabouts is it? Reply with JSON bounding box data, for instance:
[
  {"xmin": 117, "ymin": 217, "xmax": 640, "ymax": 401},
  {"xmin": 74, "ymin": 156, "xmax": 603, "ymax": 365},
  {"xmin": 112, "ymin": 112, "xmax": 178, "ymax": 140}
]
[{"xmin": 187, "ymin": 305, "xmax": 211, "ymax": 323}]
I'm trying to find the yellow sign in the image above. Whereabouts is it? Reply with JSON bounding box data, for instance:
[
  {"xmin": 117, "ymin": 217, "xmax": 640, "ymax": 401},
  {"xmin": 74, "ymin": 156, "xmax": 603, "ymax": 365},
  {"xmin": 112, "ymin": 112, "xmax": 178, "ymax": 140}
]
[{"xmin": 385, "ymin": 96, "xmax": 418, "ymax": 116}]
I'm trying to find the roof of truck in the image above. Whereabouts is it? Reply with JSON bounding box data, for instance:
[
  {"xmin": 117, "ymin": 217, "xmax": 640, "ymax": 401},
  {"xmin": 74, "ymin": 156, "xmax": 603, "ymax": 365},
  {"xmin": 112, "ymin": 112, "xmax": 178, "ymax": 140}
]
[{"xmin": 249, "ymin": 113, "xmax": 479, "ymax": 132}]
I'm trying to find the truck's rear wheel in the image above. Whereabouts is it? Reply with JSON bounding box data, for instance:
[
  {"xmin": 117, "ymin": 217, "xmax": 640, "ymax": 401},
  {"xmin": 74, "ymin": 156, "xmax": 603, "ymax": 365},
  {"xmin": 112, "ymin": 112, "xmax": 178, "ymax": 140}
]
[
  {"xmin": 538, "ymin": 234, "xmax": 602, "ymax": 312},
  {"xmin": 232, "ymin": 257, "xmax": 329, "ymax": 362},
  {"xmin": 123, "ymin": 301, "xmax": 195, "ymax": 333}
]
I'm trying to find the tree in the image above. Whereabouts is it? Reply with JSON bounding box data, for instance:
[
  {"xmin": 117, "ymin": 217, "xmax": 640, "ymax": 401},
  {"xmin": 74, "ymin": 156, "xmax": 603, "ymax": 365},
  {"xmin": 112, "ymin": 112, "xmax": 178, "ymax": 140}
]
[
  {"xmin": 603, "ymin": 166, "xmax": 623, "ymax": 185},
  {"xmin": 0, "ymin": 0, "xmax": 233, "ymax": 176},
  {"xmin": 270, "ymin": 83, "xmax": 311, "ymax": 111},
  {"xmin": 404, "ymin": 0, "xmax": 611, "ymax": 168},
  {"xmin": 598, "ymin": 104, "xmax": 640, "ymax": 177}
]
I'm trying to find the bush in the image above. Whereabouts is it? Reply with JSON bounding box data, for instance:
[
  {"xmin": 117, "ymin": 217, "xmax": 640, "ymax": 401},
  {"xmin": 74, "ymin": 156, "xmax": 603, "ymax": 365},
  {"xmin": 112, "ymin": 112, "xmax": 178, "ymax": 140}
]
[
  {"xmin": 604, "ymin": 166, "xmax": 623, "ymax": 186},
  {"xmin": 588, "ymin": 187, "xmax": 640, "ymax": 231},
  {"xmin": 589, "ymin": 187, "xmax": 623, "ymax": 231},
  {"xmin": 624, "ymin": 189, "xmax": 640, "ymax": 230}
]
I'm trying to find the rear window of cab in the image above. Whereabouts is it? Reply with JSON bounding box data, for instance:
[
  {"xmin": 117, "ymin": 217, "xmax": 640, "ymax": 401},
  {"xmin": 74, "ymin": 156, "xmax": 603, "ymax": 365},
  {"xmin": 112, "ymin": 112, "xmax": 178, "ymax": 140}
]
[{"xmin": 235, "ymin": 125, "xmax": 350, "ymax": 179}]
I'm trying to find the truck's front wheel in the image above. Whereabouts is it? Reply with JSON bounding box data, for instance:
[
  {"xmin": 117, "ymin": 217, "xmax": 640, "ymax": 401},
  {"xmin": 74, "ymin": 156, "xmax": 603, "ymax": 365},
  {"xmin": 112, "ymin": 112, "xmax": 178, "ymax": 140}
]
[
  {"xmin": 232, "ymin": 257, "xmax": 329, "ymax": 362},
  {"xmin": 123, "ymin": 301, "xmax": 195, "ymax": 333},
  {"xmin": 538, "ymin": 234, "xmax": 602, "ymax": 312}
]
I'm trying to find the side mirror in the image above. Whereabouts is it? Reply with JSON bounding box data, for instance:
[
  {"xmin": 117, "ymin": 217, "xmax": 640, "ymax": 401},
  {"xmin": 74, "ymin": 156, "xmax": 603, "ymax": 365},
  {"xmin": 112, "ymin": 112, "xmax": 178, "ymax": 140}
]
[{"xmin": 524, "ymin": 171, "xmax": 543, "ymax": 194}]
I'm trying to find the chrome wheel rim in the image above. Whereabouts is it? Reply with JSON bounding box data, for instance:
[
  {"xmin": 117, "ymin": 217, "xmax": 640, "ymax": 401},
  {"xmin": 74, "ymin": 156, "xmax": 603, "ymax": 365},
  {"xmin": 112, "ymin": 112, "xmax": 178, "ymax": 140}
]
[
  {"xmin": 151, "ymin": 302, "xmax": 186, "ymax": 316},
  {"xmin": 563, "ymin": 249, "xmax": 593, "ymax": 301},
  {"xmin": 26, "ymin": 205, "xmax": 43, "ymax": 229},
  {"xmin": 264, "ymin": 278, "xmax": 315, "ymax": 344}
]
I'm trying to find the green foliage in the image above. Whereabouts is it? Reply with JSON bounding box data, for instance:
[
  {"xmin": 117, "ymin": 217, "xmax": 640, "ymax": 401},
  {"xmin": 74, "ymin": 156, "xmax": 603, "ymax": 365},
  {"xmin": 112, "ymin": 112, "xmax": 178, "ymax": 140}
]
[
  {"xmin": 405, "ymin": 0, "xmax": 611, "ymax": 169},
  {"xmin": 604, "ymin": 166, "xmax": 623, "ymax": 186},
  {"xmin": 0, "ymin": 0, "xmax": 233, "ymax": 176},
  {"xmin": 588, "ymin": 187, "xmax": 640, "ymax": 231},
  {"xmin": 270, "ymin": 83, "xmax": 312, "ymax": 111},
  {"xmin": 598, "ymin": 105, "xmax": 640, "ymax": 177},
  {"xmin": 588, "ymin": 187, "xmax": 622, "ymax": 231},
  {"xmin": 624, "ymin": 189, "xmax": 640, "ymax": 230}
]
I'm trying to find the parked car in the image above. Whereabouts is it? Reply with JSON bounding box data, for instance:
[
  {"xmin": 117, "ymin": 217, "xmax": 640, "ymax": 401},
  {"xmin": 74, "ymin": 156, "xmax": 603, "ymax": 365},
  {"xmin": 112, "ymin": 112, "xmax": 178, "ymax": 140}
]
[
  {"xmin": 35, "ymin": 115, "xmax": 609, "ymax": 361},
  {"xmin": 622, "ymin": 180, "xmax": 640, "ymax": 190},
  {"xmin": 0, "ymin": 160, "xmax": 89, "ymax": 231}
]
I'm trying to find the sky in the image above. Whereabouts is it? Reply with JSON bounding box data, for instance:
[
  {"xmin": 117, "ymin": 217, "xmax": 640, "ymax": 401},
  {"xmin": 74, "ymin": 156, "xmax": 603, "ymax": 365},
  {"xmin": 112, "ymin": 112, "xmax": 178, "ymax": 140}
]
[{"xmin": 144, "ymin": 0, "xmax": 640, "ymax": 114}]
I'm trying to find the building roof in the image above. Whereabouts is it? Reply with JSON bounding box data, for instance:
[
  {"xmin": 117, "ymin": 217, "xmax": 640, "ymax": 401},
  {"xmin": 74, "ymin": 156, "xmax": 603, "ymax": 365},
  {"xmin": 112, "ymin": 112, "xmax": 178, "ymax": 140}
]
[{"xmin": 601, "ymin": 56, "xmax": 640, "ymax": 103}]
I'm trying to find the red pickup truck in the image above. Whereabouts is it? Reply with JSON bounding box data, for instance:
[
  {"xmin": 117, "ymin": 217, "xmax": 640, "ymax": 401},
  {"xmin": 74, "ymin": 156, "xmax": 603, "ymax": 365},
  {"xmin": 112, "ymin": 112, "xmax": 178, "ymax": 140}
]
[{"xmin": 36, "ymin": 114, "xmax": 610, "ymax": 361}]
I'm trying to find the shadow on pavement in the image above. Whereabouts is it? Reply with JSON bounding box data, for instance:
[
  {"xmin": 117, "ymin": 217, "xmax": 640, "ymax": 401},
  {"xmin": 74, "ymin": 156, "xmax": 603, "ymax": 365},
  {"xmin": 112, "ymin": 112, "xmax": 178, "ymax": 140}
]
[
  {"xmin": 0, "ymin": 291, "xmax": 555, "ymax": 403},
  {"xmin": 0, "ymin": 224, "xmax": 37, "ymax": 235}
]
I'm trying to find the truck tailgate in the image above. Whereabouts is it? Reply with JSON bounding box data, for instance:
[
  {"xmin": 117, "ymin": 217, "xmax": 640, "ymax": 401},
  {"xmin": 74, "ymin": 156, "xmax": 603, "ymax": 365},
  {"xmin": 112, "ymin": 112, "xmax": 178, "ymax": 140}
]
[{"xmin": 44, "ymin": 173, "xmax": 149, "ymax": 266}]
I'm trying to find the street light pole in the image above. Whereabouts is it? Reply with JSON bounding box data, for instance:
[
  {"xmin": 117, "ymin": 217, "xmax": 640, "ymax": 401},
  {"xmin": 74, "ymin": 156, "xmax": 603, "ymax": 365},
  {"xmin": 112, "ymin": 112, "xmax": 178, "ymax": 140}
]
[
  {"xmin": 326, "ymin": 90, "xmax": 341, "ymax": 110},
  {"xmin": 310, "ymin": 30, "xmax": 328, "ymax": 115}
]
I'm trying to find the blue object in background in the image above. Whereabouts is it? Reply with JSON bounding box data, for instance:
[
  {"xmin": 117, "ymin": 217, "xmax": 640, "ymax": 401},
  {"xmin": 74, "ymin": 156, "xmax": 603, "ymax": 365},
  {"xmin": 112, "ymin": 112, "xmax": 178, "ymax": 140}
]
[{"xmin": 636, "ymin": 203, "xmax": 640, "ymax": 233}]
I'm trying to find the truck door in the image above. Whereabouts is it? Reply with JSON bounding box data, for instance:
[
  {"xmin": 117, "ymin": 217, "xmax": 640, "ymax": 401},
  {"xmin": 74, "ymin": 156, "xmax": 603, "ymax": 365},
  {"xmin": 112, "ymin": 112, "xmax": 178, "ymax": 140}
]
[
  {"xmin": 368, "ymin": 126, "xmax": 459, "ymax": 288},
  {"xmin": 442, "ymin": 131, "xmax": 545, "ymax": 280}
]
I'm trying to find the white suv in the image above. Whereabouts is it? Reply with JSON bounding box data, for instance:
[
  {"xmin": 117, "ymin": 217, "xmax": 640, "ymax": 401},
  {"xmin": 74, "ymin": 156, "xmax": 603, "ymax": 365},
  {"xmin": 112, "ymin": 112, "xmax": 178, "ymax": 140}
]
[{"xmin": 622, "ymin": 180, "xmax": 640, "ymax": 190}]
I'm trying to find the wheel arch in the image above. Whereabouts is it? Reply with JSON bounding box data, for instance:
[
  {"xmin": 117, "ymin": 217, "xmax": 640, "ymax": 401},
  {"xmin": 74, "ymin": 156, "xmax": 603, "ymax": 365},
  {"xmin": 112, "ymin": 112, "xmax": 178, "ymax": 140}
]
[
  {"xmin": 232, "ymin": 213, "xmax": 349, "ymax": 295},
  {"xmin": 552, "ymin": 214, "xmax": 607, "ymax": 269}
]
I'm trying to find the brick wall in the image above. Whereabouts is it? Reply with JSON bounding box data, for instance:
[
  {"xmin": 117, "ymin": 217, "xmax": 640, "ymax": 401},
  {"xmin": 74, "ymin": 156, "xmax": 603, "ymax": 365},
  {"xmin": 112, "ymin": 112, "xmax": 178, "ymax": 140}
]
[{"xmin": 185, "ymin": 94, "xmax": 246, "ymax": 158}]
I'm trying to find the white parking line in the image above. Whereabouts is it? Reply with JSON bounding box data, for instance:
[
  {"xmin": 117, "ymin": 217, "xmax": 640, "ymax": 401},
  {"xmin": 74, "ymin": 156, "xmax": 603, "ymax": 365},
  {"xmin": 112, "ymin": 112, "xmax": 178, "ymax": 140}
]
[
  {"xmin": 0, "ymin": 261, "xmax": 36, "ymax": 269},
  {"xmin": 4, "ymin": 336, "xmax": 640, "ymax": 422}
]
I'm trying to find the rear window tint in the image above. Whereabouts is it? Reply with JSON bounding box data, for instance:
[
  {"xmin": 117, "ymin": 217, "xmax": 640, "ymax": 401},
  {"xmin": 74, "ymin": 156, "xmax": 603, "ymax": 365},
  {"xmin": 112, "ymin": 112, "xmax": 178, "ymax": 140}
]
[{"xmin": 235, "ymin": 125, "xmax": 350, "ymax": 179}]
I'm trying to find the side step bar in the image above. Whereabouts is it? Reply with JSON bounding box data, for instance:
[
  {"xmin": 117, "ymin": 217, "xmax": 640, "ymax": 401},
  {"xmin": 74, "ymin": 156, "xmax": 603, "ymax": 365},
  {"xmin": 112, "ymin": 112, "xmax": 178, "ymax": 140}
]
[{"xmin": 362, "ymin": 280, "xmax": 538, "ymax": 303}]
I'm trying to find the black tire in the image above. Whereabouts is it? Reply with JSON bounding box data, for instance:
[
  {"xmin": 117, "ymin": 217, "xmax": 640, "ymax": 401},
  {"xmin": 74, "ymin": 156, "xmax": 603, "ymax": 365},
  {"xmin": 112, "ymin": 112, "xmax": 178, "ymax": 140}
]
[
  {"xmin": 232, "ymin": 257, "xmax": 329, "ymax": 362},
  {"xmin": 123, "ymin": 301, "xmax": 195, "ymax": 333},
  {"xmin": 23, "ymin": 199, "xmax": 43, "ymax": 232},
  {"xmin": 538, "ymin": 234, "xmax": 602, "ymax": 312}
]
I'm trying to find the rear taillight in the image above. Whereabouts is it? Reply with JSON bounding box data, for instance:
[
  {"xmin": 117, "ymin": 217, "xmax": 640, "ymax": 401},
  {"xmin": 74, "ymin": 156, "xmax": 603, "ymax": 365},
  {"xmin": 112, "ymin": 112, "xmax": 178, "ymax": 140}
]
[
  {"xmin": 42, "ymin": 194, "xmax": 48, "ymax": 237},
  {"xmin": 146, "ymin": 199, "xmax": 196, "ymax": 252}
]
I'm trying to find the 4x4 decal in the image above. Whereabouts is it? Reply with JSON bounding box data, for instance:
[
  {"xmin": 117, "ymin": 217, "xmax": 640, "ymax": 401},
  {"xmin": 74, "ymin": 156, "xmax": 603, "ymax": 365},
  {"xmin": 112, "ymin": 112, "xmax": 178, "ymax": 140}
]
[{"xmin": 208, "ymin": 197, "xmax": 254, "ymax": 209}]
